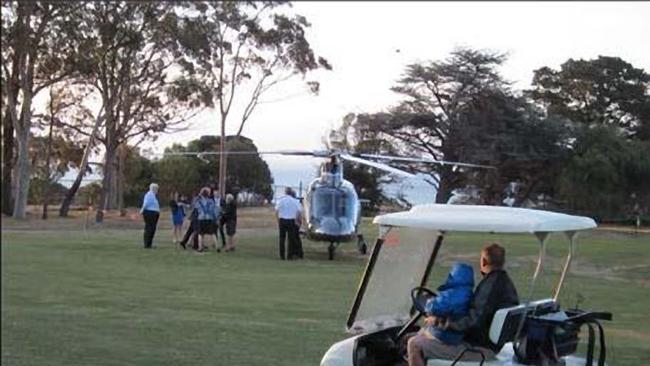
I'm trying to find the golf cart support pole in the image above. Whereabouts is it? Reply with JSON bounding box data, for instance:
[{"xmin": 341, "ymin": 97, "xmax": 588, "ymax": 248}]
[
  {"xmin": 410, "ymin": 233, "xmax": 445, "ymax": 316},
  {"xmin": 418, "ymin": 232, "xmax": 445, "ymax": 290},
  {"xmin": 346, "ymin": 235, "xmax": 385, "ymax": 329},
  {"xmin": 529, "ymin": 232, "xmax": 549, "ymax": 301},
  {"xmin": 554, "ymin": 231, "xmax": 577, "ymax": 301},
  {"xmin": 513, "ymin": 232, "xmax": 549, "ymax": 349}
]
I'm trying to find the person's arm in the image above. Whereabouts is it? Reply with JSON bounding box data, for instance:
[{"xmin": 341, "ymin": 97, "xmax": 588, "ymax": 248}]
[
  {"xmin": 140, "ymin": 192, "xmax": 150, "ymax": 214},
  {"xmin": 425, "ymin": 291, "xmax": 454, "ymax": 317},
  {"xmin": 294, "ymin": 199, "xmax": 303, "ymax": 226},
  {"xmin": 446, "ymin": 277, "xmax": 499, "ymax": 333}
]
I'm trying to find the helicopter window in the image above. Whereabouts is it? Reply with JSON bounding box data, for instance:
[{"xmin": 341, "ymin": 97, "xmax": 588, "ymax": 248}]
[{"xmin": 313, "ymin": 189, "xmax": 349, "ymax": 218}]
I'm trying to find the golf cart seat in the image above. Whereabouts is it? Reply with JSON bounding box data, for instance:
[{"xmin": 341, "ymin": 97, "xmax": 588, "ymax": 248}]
[
  {"xmin": 488, "ymin": 298, "xmax": 557, "ymax": 349},
  {"xmin": 426, "ymin": 299, "xmax": 557, "ymax": 366}
]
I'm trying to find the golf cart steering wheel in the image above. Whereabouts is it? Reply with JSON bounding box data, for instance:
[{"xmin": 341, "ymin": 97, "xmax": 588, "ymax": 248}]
[
  {"xmin": 395, "ymin": 287, "xmax": 438, "ymax": 343},
  {"xmin": 411, "ymin": 286, "xmax": 438, "ymax": 314}
]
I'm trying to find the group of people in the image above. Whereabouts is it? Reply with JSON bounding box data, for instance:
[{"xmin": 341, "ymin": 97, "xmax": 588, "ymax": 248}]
[
  {"xmin": 141, "ymin": 184, "xmax": 307, "ymax": 261},
  {"xmin": 405, "ymin": 243, "xmax": 519, "ymax": 365},
  {"xmin": 140, "ymin": 183, "xmax": 237, "ymax": 253}
]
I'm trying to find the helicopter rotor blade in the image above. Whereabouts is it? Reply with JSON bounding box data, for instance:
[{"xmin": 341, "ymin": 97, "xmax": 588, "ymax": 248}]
[
  {"xmin": 339, "ymin": 153, "xmax": 415, "ymax": 178},
  {"xmin": 357, "ymin": 153, "xmax": 495, "ymax": 169},
  {"xmin": 162, "ymin": 150, "xmax": 327, "ymax": 157}
]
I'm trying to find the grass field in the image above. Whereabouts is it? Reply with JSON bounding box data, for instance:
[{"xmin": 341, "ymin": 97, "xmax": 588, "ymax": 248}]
[{"xmin": 2, "ymin": 207, "xmax": 649, "ymax": 365}]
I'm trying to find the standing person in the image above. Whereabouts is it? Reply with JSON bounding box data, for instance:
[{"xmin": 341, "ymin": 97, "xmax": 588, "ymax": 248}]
[
  {"xmin": 210, "ymin": 187, "xmax": 226, "ymax": 250},
  {"xmin": 287, "ymin": 188, "xmax": 304, "ymax": 259},
  {"xmin": 170, "ymin": 191, "xmax": 185, "ymax": 246},
  {"xmin": 140, "ymin": 183, "xmax": 160, "ymax": 249},
  {"xmin": 179, "ymin": 190, "xmax": 200, "ymax": 250},
  {"xmin": 222, "ymin": 193, "xmax": 238, "ymax": 252},
  {"xmin": 275, "ymin": 187, "xmax": 302, "ymax": 260},
  {"xmin": 195, "ymin": 187, "xmax": 218, "ymax": 252}
]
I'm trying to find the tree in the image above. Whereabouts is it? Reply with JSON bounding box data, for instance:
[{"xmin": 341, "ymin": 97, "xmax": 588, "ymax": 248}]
[
  {"xmin": 173, "ymin": 1, "xmax": 330, "ymax": 198},
  {"xmin": 529, "ymin": 56, "xmax": 650, "ymax": 139},
  {"xmin": 557, "ymin": 126, "xmax": 650, "ymax": 219},
  {"xmin": 353, "ymin": 48, "xmax": 508, "ymax": 203},
  {"xmin": 121, "ymin": 147, "xmax": 156, "ymax": 208},
  {"xmin": 452, "ymin": 90, "xmax": 572, "ymax": 206},
  {"xmin": 154, "ymin": 135, "xmax": 274, "ymax": 201},
  {"xmin": 58, "ymin": 2, "xmax": 208, "ymax": 222},
  {"xmin": 1, "ymin": 2, "xmax": 83, "ymax": 218}
]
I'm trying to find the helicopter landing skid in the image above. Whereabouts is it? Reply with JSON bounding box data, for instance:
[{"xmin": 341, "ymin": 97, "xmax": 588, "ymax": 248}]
[
  {"xmin": 357, "ymin": 234, "xmax": 368, "ymax": 255},
  {"xmin": 327, "ymin": 242, "xmax": 339, "ymax": 260}
]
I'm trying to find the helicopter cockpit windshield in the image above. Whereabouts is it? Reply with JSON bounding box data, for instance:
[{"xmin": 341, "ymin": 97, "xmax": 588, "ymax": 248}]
[{"xmin": 313, "ymin": 188, "xmax": 354, "ymax": 218}]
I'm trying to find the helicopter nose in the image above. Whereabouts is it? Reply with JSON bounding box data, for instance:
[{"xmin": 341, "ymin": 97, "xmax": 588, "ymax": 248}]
[{"xmin": 319, "ymin": 217, "xmax": 342, "ymax": 234}]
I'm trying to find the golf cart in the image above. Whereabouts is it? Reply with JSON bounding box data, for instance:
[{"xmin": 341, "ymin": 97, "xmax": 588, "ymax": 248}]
[{"xmin": 321, "ymin": 204, "xmax": 612, "ymax": 366}]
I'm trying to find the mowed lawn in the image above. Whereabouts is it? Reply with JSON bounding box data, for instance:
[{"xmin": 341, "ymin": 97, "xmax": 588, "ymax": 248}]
[{"xmin": 2, "ymin": 207, "xmax": 650, "ymax": 365}]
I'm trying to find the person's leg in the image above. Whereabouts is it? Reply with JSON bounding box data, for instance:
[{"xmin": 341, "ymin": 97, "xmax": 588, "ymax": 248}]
[
  {"xmin": 150, "ymin": 213, "xmax": 159, "ymax": 247},
  {"xmin": 278, "ymin": 220, "xmax": 287, "ymax": 259},
  {"xmin": 288, "ymin": 221, "xmax": 300, "ymax": 259},
  {"xmin": 180, "ymin": 224, "xmax": 192, "ymax": 245},
  {"xmin": 406, "ymin": 336, "xmax": 426, "ymax": 366},
  {"xmin": 143, "ymin": 212, "xmax": 153, "ymax": 248},
  {"xmin": 173, "ymin": 226, "xmax": 180, "ymax": 244},
  {"xmin": 191, "ymin": 231, "xmax": 198, "ymax": 250},
  {"xmin": 408, "ymin": 335, "xmax": 487, "ymax": 364},
  {"xmin": 219, "ymin": 222, "xmax": 226, "ymax": 248},
  {"xmin": 144, "ymin": 211, "xmax": 157, "ymax": 248},
  {"xmin": 294, "ymin": 224, "xmax": 304, "ymax": 259},
  {"xmin": 225, "ymin": 221, "xmax": 236, "ymax": 251},
  {"xmin": 212, "ymin": 224, "xmax": 220, "ymax": 251}
]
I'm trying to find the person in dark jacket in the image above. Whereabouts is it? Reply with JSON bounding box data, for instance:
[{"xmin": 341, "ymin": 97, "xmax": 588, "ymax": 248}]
[
  {"xmin": 420, "ymin": 262, "xmax": 474, "ymax": 345},
  {"xmin": 178, "ymin": 191, "xmax": 199, "ymax": 250},
  {"xmin": 287, "ymin": 188, "xmax": 304, "ymax": 259},
  {"xmin": 407, "ymin": 243, "xmax": 519, "ymax": 366},
  {"xmin": 222, "ymin": 193, "xmax": 237, "ymax": 252}
]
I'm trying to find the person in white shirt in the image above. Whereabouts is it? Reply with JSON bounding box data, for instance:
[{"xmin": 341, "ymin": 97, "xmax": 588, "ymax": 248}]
[
  {"xmin": 140, "ymin": 183, "xmax": 160, "ymax": 249},
  {"xmin": 275, "ymin": 187, "xmax": 302, "ymax": 260}
]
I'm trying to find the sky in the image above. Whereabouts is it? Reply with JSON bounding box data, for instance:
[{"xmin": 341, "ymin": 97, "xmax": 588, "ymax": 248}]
[{"xmin": 67, "ymin": 2, "xmax": 650, "ymax": 198}]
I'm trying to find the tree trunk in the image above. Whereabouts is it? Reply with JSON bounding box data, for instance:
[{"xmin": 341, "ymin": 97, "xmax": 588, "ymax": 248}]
[
  {"xmin": 59, "ymin": 114, "xmax": 102, "ymax": 217},
  {"xmin": 41, "ymin": 102, "xmax": 56, "ymax": 220},
  {"xmin": 96, "ymin": 144, "xmax": 117, "ymax": 222},
  {"xmin": 218, "ymin": 115, "xmax": 227, "ymax": 198},
  {"xmin": 435, "ymin": 168, "xmax": 455, "ymax": 204},
  {"xmin": 1, "ymin": 109, "xmax": 14, "ymax": 216},
  {"xmin": 117, "ymin": 144, "xmax": 126, "ymax": 217},
  {"xmin": 13, "ymin": 127, "xmax": 31, "ymax": 219}
]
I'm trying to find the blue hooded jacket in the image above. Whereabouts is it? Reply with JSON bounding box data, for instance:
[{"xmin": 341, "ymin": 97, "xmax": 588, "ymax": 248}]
[{"xmin": 424, "ymin": 262, "xmax": 475, "ymax": 345}]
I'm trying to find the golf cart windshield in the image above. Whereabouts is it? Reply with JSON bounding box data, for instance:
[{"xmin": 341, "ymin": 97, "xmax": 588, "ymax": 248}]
[{"xmin": 346, "ymin": 204, "xmax": 597, "ymax": 334}]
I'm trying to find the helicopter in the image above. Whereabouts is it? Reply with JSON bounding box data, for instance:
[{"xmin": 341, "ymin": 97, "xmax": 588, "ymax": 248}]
[{"xmin": 163, "ymin": 148, "xmax": 494, "ymax": 259}]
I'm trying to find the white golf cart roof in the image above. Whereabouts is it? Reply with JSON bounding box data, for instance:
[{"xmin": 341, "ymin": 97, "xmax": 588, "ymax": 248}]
[
  {"xmin": 373, "ymin": 204, "xmax": 596, "ymax": 233},
  {"xmin": 347, "ymin": 204, "xmax": 596, "ymax": 334}
]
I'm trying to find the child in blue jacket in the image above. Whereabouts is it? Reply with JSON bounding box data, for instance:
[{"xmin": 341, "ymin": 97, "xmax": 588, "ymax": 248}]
[{"xmin": 422, "ymin": 262, "xmax": 475, "ymax": 345}]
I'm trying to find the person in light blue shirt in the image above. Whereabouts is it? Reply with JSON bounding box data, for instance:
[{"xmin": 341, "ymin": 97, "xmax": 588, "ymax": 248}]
[
  {"xmin": 140, "ymin": 183, "xmax": 160, "ymax": 248},
  {"xmin": 195, "ymin": 186, "xmax": 218, "ymax": 252}
]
